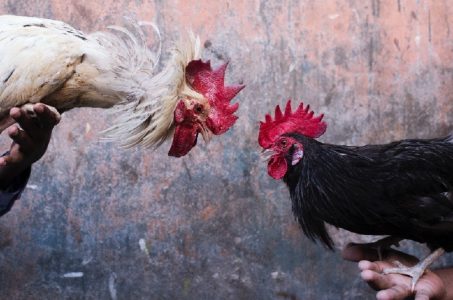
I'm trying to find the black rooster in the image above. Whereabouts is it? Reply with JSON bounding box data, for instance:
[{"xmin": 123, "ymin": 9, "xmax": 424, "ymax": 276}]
[{"xmin": 259, "ymin": 100, "xmax": 453, "ymax": 290}]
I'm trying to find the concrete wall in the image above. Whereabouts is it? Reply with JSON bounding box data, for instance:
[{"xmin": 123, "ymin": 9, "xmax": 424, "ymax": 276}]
[{"xmin": 0, "ymin": 1, "xmax": 452, "ymax": 299}]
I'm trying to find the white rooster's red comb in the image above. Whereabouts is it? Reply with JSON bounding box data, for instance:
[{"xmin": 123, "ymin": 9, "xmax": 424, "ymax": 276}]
[
  {"xmin": 186, "ymin": 60, "xmax": 244, "ymax": 135},
  {"xmin": 258, "ymin": 100, "xmax": 327, "ymax": 148}
]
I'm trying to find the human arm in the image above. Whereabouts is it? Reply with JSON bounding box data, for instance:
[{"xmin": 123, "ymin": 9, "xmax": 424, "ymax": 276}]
[
  {"xmin": 342, "ymin": 243, "xmax": 453, "ymax": 300},
  {"xmin": 0, "ymin": 103, "xmax": 59, "ymax": 216}
]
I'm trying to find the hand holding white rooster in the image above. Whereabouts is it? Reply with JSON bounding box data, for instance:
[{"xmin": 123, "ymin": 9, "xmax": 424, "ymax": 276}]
[{"xmin": 0, "ymin": 103, "xmax": 59, "ymax": 189}]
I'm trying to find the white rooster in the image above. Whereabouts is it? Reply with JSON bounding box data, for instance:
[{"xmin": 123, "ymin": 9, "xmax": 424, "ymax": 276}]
[{"xmin": 0, "ymin": 15, "xmax": 244, "ymax": 157}]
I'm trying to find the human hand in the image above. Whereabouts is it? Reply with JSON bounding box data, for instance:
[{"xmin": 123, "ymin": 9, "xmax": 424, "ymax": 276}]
[
  {"xmin": 0, "ymin": 103, "xmax": 60, "ymax": 187},
  {"xmin": 342, "ymin": 243, "xmax": 446, "ymax": 300}
]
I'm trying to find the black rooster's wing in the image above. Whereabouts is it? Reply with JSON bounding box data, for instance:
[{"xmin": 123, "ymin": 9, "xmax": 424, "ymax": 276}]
[
  {"xmin": 286, "ymin": 134, "xmax": 453, "ymax": 249},
  {"xmin": 349, "ymin": 137, "xmax": 453, "ymax": 248}
]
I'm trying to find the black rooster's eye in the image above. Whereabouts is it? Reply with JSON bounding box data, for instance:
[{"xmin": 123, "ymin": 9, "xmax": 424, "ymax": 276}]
[{"xmin": 280, "ymin": 139, "xmax": 287, "ymax": 147}]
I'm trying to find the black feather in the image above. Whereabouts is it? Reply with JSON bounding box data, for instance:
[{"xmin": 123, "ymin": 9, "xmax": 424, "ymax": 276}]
[{"xmin": 283, "ymin": 133, "xmax": 453, "ymax": 251}]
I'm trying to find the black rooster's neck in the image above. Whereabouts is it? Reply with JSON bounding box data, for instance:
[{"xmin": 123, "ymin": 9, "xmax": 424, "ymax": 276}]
[
  {"xmin": 282, "ymin": 134, "xmax": 323, "ymax": 186},
  {"xmin": 280, "ymin": 133, "xmax": 340, "ymax": 248}
]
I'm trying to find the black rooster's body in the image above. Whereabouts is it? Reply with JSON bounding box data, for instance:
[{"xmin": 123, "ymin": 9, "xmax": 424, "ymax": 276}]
[
  {"xmin": 283, "ymin": 133, "xmax": 453, "ymax": 251},
  {"xmin": 259, "ymin": 101, "xmax": 453, "ymax": 288}
]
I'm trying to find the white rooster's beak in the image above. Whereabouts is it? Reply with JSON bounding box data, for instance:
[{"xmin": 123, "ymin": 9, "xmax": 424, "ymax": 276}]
[{"xmin": 200, "ymin": 126, "xmax": 212, "ymax": 143}]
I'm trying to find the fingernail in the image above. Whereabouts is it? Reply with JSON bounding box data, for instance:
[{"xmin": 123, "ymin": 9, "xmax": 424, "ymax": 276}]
[
  {"xmin": 358, "ymin": 260, "xmax": 370, "ymax": 270},
  {"xmin": 10, "ymin": 107, "xmax": 20, "ymax": 118},
  {"xmin": 360, "ymin": 270, "xmax": 374, "ymax": 281},
  {"xmin": 8, "ymin": 127, "xmax": 18, "ymax": 136},
  {"xmin": 34, "ymin": 104, "xmax": 44, "ymax": 113}
]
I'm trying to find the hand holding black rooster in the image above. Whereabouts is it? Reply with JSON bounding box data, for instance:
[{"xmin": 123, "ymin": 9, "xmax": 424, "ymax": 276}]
[{"xmin": 343, "ymin": 243, "xmax": 451, "ymax": 300}]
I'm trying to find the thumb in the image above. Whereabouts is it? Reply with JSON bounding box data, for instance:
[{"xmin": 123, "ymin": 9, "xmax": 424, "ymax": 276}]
[
  {"xmin": 414, "ymin": 290, "xmax": 431, "ymax": 300},
  {"xmin": 0, "ymin": 116, "xmax": 16, "ymax": 134}
]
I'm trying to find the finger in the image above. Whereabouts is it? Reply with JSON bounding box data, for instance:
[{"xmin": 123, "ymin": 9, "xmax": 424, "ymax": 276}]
[
  {"xmin": 8, "ymin": 125, "xmax": 32, "ymax": 149},
  {"xmin": 414, "ymin": 291, "xmax": 430, "ymax": 300},
  {"xmin": 10, "ymin": 106, "xmax": 39, "ymax": 135},
  {"xmin": 376, "ymin": 285, "xmax": 412, "ymax": 300},
  {"xmin": 0, "ymin": 155, "xmax": 7, "ymax": 167},
  {"xmin": 360, "ymin": 269, "xmax": 393, "ymax": 291},
  {"xmin": 359, "ymin": 260, "xmax": 391, "ymax": 273},
  {"xmin": 33, "ymin": 103, "xmax": 60, "ymax": 127},
  {"xmin": 2, "ymin": 146, "xmax": 24, "ymax": 165},
  {"xmin": 358, "ymin": 260, "xmax": 411, "ymax": 292},
  {"xmin": 9, "ymin": 107, "xmax": 22, "ymax": 119},
  {"xmin": 342, "ymin": 243, "xmax": 380, "ymax": 261}
]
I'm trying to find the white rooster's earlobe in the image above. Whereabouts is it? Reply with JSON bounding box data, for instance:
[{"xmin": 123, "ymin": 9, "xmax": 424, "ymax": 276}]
[{"xmin": 291, "ymin": 149, "xmax": 304, "ymax": 166}]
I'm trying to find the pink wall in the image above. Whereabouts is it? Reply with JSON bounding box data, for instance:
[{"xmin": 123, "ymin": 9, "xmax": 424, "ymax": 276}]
[{"xmin": 0, "ymin": 1, "xmax": 452, "ymax": 299}]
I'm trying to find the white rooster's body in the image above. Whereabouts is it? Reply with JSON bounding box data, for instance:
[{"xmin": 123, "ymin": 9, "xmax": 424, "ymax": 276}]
[
  {"xmin": 0, "ymin": 15, "xmax": 244, "ymax": 157},
  {"xmin": 0, "ymin": 15, "xmax": 203, "ymax": 148}
]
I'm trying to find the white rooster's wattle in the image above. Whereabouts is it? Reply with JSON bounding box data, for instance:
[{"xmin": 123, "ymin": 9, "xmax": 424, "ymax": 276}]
[{"xmin": 0, "ymin": 15, "xmax": 244, "ymax": 157}]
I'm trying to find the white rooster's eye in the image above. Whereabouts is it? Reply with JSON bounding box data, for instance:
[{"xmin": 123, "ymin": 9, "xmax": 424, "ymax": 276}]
[{"xmin": 194, "ymin": 104, "xmax": 204, "ymax": 114}]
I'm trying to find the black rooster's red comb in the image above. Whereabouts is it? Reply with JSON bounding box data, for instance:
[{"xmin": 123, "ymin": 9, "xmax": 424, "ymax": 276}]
[{"xmin": 258, "ymin": 100, "xmax": 327, "ymax": 148}]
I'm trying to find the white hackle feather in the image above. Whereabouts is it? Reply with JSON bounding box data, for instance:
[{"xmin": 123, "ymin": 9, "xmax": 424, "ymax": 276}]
[
  {"xmin": 100, "ymin": 31, "xmax": 203, "ymax": 148},
  {"xmin": 0, "ymin": 15, "xmax": 202, "ymax": 148}
]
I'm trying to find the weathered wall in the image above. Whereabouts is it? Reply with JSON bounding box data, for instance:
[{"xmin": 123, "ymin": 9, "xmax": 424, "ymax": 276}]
[{"xmin": 0, "ymin": 0, "xmax": 453, "ymax": 299}]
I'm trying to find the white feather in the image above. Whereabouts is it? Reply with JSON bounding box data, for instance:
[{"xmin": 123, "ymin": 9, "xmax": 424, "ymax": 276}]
[{"xmin": 0, "ymin": 15, "xmax": 201, "ymax": 148}]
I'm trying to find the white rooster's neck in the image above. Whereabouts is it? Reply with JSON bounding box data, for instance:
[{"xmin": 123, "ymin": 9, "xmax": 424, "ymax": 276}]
[{"xmin": 77, "ymin": 25, "xmax": 203, "ymax": 148}]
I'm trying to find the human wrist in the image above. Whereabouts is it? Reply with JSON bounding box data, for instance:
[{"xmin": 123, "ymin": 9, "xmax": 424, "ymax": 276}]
[{"xmin": 0, "ymin": 162, "xmax": 31, "ymax": 190}]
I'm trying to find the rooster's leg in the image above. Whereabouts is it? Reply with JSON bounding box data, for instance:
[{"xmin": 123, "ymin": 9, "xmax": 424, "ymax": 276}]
[{"xmin": 383, "ymin": 247, "xmax": 445, "ymax": 291}]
